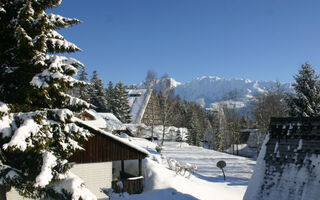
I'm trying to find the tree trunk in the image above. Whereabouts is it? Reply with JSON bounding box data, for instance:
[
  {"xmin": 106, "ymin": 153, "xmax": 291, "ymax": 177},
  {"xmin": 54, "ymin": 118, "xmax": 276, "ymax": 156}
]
[
  {"xmin": 151, "ymin": 124, "xmax": 154, "ymax": 142},
  {"xmin": 236, "ymin": 144, "xmax": 239, "ymax": 155},
  {"xmin": 161, "ymin": 124, "xmax": 166, "ymax": 146},
  {"xmin": 0, "ymin": 186, "xmax": 7, "ymax": 200},
  {"xmin": 232, "ymin": 144, "xmax": 234, "ymax": 155}
]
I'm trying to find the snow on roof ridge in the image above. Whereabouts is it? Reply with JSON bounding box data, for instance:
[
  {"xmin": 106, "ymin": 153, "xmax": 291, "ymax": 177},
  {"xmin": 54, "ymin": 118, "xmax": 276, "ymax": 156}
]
[{"xmin": 75, "ymin": 118, "xmax": 149, "ymax": 155}]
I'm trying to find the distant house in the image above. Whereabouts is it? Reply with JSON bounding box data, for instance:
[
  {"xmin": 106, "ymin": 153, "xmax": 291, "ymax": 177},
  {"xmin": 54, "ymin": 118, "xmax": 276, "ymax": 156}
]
[
  {"xmin": 127, "ymin": 89, "xmax": 162, "ymax": 125},
  {"xmin": 240, "ymin": 129, "xmax": 261, "ymax": 148},
  {"xmin": 7, "ymin": 119, "xmax": 149, "ymax": 200},
  {"xmin": 244, "ymin": 117, "xmax": 320, "ymax": 200},
  {"xmin": 127, "ymin": 89, "xmax": 189, "ymax": 141}
]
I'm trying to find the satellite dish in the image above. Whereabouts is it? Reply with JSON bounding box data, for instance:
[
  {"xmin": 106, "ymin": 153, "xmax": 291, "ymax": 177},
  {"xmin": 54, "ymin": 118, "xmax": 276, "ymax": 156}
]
[
  {"xmin": 217, "ymin": 160, "xmax": 226, "ymax": 169},
  {"xmin": 216, "ymin": 160, "xmax": 226, "ymax": 180}
]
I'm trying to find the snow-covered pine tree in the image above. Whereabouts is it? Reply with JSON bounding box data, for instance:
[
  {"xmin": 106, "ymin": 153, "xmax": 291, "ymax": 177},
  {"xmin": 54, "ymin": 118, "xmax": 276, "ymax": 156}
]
[
  {"xmin": 78, "ymin": 66, "xmax": 90, "ymax": 102},
  {"xmin": 105, "ymin": 81, "xmax": 115, "ymax": 113},
  {"xmin": 287, "ymin": 63, "xmax": 320, "ymax": 117},
  {"xmin": 88, "ymin": 71, "xmax": 108, "ymax": 112},
  {"xmin": 0, "ymin": 1, "xmax": 95, "ymax": 199},
  {"xmin": 113, "ymin": 82, "xmax": 131, "ymax": 123}
]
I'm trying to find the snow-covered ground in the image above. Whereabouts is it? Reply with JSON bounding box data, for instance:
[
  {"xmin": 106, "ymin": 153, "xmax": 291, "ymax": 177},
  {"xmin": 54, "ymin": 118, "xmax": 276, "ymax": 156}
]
[{"xmin": 112, "ymin": 137, "xmax": 256, "ymax": 200}]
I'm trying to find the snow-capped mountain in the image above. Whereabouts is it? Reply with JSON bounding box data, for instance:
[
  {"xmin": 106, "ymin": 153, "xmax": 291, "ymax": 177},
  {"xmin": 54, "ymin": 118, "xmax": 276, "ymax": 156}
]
[
  {"xmin": 172, "ymin": 76, "xmax": 292, "ymax": 110},
  {"xmin": 152, "ymin": 77, "xmax": 182, "ymax": 94},
  {"xmin": 139, "ymin": 75, "xmax": 292, "ymax": 112}
]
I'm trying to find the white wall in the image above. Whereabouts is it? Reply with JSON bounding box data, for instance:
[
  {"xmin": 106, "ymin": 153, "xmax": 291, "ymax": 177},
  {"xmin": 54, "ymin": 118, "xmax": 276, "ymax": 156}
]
[
  {"xmin": 70, "ymin": 162, "xmax": 112, "ymax": 200},
  {"xmin": 6, "ymin": 162, "xmax": 112, "ymax": 200},
  {"xmin": 7, "ymin": 190, "xmax": 32, "ymax": 200}
]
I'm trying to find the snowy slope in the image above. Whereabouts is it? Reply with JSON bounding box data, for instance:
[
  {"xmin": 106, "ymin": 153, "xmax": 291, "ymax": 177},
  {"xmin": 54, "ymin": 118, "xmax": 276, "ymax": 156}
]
[
  {"xmin": 173, "ymin": 76, "xmax": 292, "ymax": 109},
  {"xmin": 112, "ymin": 137, "xmax": 256, "ymax": 200}
]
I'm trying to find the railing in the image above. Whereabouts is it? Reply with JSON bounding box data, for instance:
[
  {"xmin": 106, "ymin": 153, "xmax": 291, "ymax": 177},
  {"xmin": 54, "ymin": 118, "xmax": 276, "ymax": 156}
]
[{"xmin": 112, "ymin": 176, "xmax": 144, "ymax": 194}]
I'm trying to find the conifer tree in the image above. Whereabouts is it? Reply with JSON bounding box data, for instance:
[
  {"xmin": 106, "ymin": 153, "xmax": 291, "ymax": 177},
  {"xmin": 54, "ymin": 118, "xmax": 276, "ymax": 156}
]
[
  {"xmin": 105, "ymin": 81, "xmax": 115, "ymax": 112},
  {"xmin": 287, "ymin": 63, "xmax": 320, "ymax": 117},
  {"xmin": 78, "ymin": 66, "xmax": 90, "ymax": 102},
  {"xmin": 113, "ymin": 82, "xmax": 131, "ymax": 123},
  {"xmin": 89, "ymin": 71, "xmax": 108, "ymax": 112},
  {"xmin": 0, "ymin": 1, "xmax": 95, "ymax": 199}
]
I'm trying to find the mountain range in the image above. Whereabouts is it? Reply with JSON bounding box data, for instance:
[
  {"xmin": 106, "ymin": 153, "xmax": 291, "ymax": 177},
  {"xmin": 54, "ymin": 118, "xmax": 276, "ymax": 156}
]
[{"xmin": 153, "ymin": 76, "xmax": 293, "ymax": 112}]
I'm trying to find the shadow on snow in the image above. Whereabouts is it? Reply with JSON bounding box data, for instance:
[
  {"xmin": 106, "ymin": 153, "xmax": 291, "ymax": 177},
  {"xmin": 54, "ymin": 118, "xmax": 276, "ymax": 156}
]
[
  {"xmin": 112, "ymin": 188, "xmax": 198, "ymax": 200},
  {"xmin": 194, "ymin": 173, "xmax": 249, "ymax": 186}
]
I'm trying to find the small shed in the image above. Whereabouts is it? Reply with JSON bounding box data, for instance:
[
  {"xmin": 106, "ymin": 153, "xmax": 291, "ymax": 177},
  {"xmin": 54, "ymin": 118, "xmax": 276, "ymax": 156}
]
[{"xmin": 69, "ymin": 120, "xmax": 149, "ymax": 198}]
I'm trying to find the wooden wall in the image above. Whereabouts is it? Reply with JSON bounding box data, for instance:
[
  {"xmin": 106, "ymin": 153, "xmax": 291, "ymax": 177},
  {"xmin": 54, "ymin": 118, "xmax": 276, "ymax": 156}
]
[{"xmin": 69, "ymin": 123, "xmax": 148, "ymax": 163}]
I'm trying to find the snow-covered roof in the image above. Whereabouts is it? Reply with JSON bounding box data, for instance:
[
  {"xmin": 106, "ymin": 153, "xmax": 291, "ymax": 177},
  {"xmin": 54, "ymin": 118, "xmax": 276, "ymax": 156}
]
[
  {"xmin": 245, "ymin": 117, "xmax": 320, "ymax": 200},
  {"xmin": 142, "ymin": 126, "xmax": 188, "ymax": 141},
  {"xmin": 80, "ymin": 109, "xmax": 126, "ymax": 132},
  {"xmin": 127, "ymin": 89, "xmax": 153, "ymax": 124},
  {"xmin": 75, "ymin": 118, "xmax": 149, "ymax": 155}
]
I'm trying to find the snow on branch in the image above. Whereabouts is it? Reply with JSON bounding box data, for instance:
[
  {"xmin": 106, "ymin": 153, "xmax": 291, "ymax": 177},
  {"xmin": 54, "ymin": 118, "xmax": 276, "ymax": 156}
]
[
  {"xmin": 3, "ymin": 118, "xmax": 40, "ymax": 151},
  {"xmin": 62, "ymin": 93, "xmax": 90, "ymax": 108},
  {"xmin": 30, "ymin": 55, "xmax": 84, "ymax": 89},
  {"xmin": 34, "ymin": 151, "xmax": 57, "ymax": 188},
  {"xmin": 2, "ymin": 109, "xmax": 91, "ymax": 152},
  {"xmin": 0, "ymin": 6, "xmax": 5, "ymax": 13},
  {"xmin": 0, "ymin": 102, "xmax": 9, "ymax": 113},
  {"xmin": 0, "ymin": 102, "xmax": 12, "ymax": 139},
  {"xmin": 47, "ymin": 13, "xmax": 81, "ymax": 29},
  {"xmin": 47, "ymin": 30, "xmax": 64, "ymax": 40},
  {"xmin": 47, "ymin": 38, "xmax": 81, "ymax": 52},
  {"xmin": 51, "ymin": 172, "xmax": 97, "ymax": 200}
]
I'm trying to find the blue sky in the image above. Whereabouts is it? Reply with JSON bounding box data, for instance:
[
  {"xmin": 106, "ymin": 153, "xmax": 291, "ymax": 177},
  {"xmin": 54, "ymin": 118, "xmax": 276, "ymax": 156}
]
[{"xmin": 54, "ymin": 0, "xmax": 320, "ymax": 85}]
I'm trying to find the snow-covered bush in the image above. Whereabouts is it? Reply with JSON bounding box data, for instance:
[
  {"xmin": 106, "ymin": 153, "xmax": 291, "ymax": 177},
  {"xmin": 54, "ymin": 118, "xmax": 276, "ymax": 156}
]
[{"xmin": 168, "ymin": 159, "xmax": 197, "ymax": 178}]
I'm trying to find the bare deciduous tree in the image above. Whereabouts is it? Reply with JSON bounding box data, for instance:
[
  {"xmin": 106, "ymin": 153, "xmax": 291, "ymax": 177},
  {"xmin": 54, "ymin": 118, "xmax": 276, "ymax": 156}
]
[{"xmin": 251, "ymin": 82, "xmax": 288, "ymax": 151}]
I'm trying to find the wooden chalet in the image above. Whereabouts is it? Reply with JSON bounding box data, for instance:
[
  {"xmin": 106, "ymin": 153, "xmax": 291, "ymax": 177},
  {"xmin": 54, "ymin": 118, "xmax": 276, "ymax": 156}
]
[{"xmin": 70, "ymin": 121, "xmax": 149, "ymax": 196}]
